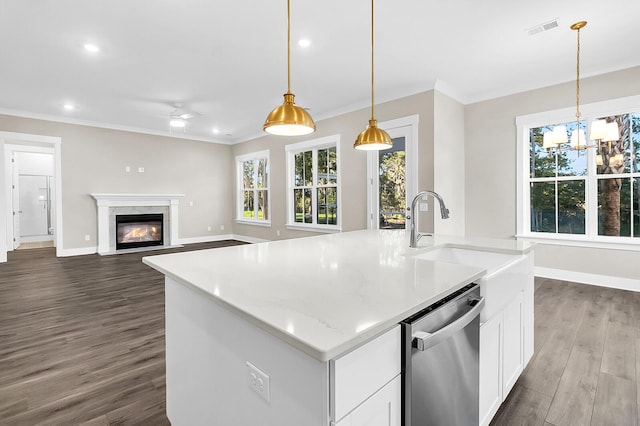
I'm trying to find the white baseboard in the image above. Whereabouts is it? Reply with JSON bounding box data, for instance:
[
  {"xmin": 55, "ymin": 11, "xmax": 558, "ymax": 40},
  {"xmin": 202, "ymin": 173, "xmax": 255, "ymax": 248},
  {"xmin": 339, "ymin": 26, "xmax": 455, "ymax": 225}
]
[
  {"xmin": 535, "ymin": 266, "xmax": 640, "ymax": 293},
  {"xmin": 20, "ymin": 235, "xmax": 55, "ymax": 243},
  {"xmin": 58, "ymin": 246, "xmax": 97, "ymax": 257}
]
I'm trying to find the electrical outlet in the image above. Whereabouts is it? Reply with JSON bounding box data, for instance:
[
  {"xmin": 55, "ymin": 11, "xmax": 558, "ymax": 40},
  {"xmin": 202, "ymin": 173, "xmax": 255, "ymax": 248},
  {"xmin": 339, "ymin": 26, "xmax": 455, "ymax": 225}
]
[
  {"xmin": 189, "ymin": 201, "xmax": 194, "ymax": 207},
  {"xmin": 84, "ymin": 234, "xmax": 90, "ymax": 241},
  {"xmin": 276, "ymin": 230, "xmax": 281, "ymax": 236},
  {"xmin": 138, "ymin": 167, "xmax": 144, "ymax": 173},
  {"xmin": 207, "ymin": 226, "xmax": 211, "ymax": 232},
  {"xmin": 220, "ymin": 225, "xmax": 224, "ymax": 231},
  {"xmin": 246, "ymin": 361, "xmax": 270, "ymax": 403},
  {"xmin": 419, "ymin": 202, "xmax": 429, "ymax": 212}
]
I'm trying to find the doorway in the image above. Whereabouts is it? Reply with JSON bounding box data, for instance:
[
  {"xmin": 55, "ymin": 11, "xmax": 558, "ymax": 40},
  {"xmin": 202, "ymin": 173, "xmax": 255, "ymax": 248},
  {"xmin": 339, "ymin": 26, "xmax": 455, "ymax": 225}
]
[
  {"xmin": 12, "ymin": 151, "xmax": 55, "ymax": 249},
  {"xmin": 2, "ymin": 132, "xmax": 63, "ymax": 261},
  {"xmin": 367, "ymin": 115, "xmax": 418, "ymax": 229}
]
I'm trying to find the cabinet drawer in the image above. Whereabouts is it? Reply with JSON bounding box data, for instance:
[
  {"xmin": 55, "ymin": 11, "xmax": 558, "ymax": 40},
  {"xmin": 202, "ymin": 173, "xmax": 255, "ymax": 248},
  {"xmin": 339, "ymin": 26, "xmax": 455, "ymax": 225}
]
[{"xmin": 330, "ymin": 325, "xmax": 401, "ymax": 422}]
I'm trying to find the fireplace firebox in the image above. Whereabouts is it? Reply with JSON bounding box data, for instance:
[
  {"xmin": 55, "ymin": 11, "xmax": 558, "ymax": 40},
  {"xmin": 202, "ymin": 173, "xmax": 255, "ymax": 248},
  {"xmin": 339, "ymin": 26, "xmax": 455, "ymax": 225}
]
[{"xmin": 115, "ymin": 214, "xmax": 164, "ymax": 250}]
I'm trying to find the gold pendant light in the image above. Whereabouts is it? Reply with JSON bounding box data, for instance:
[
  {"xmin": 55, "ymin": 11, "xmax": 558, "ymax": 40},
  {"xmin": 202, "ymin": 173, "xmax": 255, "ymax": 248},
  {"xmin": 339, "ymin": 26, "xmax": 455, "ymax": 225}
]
[
  {"xmin": 263, "ymin": 0, "xmax": 316, "ymax": 136},
  {"xmin": 354, "ymin": 0, "xmax": 392, "ymax": 151}
]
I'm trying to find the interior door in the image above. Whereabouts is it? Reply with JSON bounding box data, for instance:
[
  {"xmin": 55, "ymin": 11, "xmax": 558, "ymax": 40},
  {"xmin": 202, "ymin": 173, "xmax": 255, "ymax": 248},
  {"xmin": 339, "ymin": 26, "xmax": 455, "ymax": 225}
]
[
  {"xmin": 18, "ymin": 175, "xmax": 49, "ymax": 237},
  {"xmin": 11, "ymin": 156, "xmax": 20, "ymax": 249}
]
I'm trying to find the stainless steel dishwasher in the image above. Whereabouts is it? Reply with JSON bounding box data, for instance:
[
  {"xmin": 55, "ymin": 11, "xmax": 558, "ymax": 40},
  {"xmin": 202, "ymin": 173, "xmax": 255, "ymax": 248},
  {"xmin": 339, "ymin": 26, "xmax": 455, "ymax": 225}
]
[{"xmin": 401, "ymin": 283, "xmax": 484, "ymax": 426}]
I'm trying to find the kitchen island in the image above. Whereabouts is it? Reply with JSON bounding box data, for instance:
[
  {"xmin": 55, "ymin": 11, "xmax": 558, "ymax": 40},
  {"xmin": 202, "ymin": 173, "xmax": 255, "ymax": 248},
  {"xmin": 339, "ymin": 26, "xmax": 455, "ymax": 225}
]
[{"xmin": 143, "ymin": 229, "xmax": 534, "ymax": 426}]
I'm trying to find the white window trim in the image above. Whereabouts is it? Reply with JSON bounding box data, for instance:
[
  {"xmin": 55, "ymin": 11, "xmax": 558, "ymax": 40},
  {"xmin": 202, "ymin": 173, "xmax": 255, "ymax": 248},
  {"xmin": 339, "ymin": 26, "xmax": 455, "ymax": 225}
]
[
  {"xmin": 235, "ymin": 150, "xmax": 271, "ymax": 226},
  {"xmin": 285, "ymin": 135, "xmax": 341, "ymax": 233},
  {"xmin": 516, "ymin": 94, "xmax": 640, "ymax": 250}
]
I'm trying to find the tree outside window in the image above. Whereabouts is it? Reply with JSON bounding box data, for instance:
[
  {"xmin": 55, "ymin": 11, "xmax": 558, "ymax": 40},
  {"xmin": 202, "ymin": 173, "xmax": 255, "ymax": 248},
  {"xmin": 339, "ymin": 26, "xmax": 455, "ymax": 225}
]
[
  {"xmin": 286, "ymin": 136, "xmax": 340, "ymax": 231},
  {"xmin": 596, "ymin": 113, "xmax": 640, "ymax": 237},
  {"xmin": 525, "ymin": 111, "xmax": 640, "ymax": 240}
]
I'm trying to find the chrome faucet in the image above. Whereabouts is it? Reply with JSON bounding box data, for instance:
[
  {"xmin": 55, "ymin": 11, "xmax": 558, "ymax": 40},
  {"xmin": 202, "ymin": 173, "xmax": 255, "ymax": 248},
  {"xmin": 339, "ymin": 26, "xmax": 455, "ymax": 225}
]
[{"xmin": 407, "ymin": 191, "xmax": 450, "ymax": 248}]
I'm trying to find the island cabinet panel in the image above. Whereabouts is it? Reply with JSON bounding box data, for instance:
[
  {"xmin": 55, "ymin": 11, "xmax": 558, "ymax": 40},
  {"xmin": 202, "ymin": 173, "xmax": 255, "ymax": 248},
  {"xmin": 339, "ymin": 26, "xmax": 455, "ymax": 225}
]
[
  {"xmin": 165, "ymin": 278, "xmax": 330, "ymax": 426},
  {"xmin": 479, "ymin": 312, "xmax": 503, "ymax": 426},
  {"xmin": 330, "ymin": 326, "xmax": 401, "ymax": 422},
  {"xmin": 523, "ymin": 269, "xmax": 535, "ymax": 365},
  {"xmin": 334, "ymin": 375, "xmax": 401, "ymax": 426},
  {"xmin": 502, "ymin": 290, "xmax": 524, "ymax": 396},
  {"xmin": 478, "ymin": 251, "xmax": 534, "ymax": 426}
]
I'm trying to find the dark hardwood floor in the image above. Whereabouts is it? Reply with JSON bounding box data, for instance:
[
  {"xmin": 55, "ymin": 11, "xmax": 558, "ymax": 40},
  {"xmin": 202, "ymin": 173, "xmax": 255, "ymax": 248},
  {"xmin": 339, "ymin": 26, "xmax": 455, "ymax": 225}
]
[
  {"xmin": 2, "ymin": 246, "xmax": 638, "ymax": 425},
  {"xmin": 0, "ymin": 241, "xmax": 246, "ymax": 425},
  {"xmin": 491, "ymin": 277, "xmax": 640, "ymax": 426}
]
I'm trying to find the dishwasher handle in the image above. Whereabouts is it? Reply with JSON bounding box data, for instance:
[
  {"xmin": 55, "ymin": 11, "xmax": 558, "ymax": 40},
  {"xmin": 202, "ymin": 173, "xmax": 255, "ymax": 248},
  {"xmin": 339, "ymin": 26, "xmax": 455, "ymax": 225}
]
[{"xmin": 412, "ymin": 297, "xmax": 485, "ymax": 351}]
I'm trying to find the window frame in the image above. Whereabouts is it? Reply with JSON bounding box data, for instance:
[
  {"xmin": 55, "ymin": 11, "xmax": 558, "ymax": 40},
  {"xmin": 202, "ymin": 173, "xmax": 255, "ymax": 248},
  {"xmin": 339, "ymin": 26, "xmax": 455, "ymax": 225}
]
[
  {"xmin": 516, "ymin": 95, "xmax": 640, "ymax": 250},
  {"xmin": 285, "ymin": 135, "xmax": 341, "ymax": 233},
  {"xmin": 235, "ymin": 150, "xmax": 271, "ymax": 227}
]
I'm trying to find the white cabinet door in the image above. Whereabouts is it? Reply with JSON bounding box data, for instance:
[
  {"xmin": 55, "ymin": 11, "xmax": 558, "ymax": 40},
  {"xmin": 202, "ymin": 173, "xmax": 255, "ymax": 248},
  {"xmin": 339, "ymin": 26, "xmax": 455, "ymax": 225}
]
[
  {"xmin": 335, "ymin": 375, "xmax": 401, "ymax": 426},
  {"xmin": 502, "ymin": 291, "xmax": 523, "ymax": 397},
  {"xmin": 479, "ymin": 312, "xmax": 503, "ymax": 426}
]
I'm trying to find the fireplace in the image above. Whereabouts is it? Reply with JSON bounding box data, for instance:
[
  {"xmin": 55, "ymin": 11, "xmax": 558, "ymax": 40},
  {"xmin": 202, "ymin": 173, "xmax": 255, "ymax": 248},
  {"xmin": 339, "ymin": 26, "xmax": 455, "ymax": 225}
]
[{"xmin": 115, "ymin": 214, "xmax": 164, "ymax": 250}]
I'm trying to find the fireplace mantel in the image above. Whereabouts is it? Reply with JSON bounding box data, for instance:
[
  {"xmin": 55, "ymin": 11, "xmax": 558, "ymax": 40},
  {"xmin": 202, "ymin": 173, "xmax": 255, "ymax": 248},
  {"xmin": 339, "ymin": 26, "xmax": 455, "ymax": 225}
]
[{"xmin": 91, "ymin": 193, "xmax": 184, "ymax": 254}]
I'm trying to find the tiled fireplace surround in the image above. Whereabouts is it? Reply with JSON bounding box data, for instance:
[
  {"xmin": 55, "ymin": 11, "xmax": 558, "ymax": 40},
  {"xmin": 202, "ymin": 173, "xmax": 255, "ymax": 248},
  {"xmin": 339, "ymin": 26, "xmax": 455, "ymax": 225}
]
[{"xmin": 91, "ymin": 194, "xmax": 183, "ymax": 254}]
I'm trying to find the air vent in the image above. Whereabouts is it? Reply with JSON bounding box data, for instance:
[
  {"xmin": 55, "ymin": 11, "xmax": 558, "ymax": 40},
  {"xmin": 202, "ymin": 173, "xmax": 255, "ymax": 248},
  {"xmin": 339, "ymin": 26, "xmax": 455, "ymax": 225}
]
[{"xmin": 527, "ymin": 19, "xmax": 559, "ymax": 36}]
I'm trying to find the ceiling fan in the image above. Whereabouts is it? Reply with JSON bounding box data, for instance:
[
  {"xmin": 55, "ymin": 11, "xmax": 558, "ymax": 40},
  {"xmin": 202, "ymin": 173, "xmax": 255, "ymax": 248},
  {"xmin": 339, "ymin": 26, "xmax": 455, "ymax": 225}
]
[{"xmin": 162, "ymin": 103, "xmax": 200, "ymax": 133}]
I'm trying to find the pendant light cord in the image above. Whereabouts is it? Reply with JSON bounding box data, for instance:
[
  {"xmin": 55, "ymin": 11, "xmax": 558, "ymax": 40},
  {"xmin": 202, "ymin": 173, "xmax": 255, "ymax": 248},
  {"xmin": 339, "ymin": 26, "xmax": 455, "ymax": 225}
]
[
  {"xmin": 287, "ymin": 0, "xmax": 291, "ymax": 94},
  {"xmin": 370, "ymin": 0, "xmax": 375, "ymax": 120},
  {"xmin": 575, "ymin": 26, "xmax": 581, "ymax": 124}
]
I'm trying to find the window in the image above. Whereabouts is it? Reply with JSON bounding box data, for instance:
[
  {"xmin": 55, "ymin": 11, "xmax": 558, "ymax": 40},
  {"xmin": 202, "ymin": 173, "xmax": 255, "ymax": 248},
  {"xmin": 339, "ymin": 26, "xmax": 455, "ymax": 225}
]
[
  {"xmin": 236, "ymin": 150, "xmax": 270, "ymax": 225},
  {"xmin": 517, "ymin": 95, "xmax": 640, "ymax": 248},
  {"xmin": 285, "ymin": 135, "xmax": 340, "ymax": 232}
]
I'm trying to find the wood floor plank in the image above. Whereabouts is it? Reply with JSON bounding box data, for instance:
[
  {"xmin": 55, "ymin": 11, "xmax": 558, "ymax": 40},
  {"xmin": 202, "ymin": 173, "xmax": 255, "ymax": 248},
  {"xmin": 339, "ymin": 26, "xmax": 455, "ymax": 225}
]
[
  {"xmin": 601, "ymin": 323, "xmax": 635, "ymax": 381},
  {"xmin": 519, "ymin": 294, "xmax": 585, "ymax": 397},
  {"xmin": 591, "ymin": 372, "xmax": 636, "ymax": 426},
  {"xmin": 490, "ymin": 385, "xmax": 552, "ymax": 426},
  {"xmin": 636, "ymin": 329, "xmax": 640, "ymax": 425},
  {"xmin": 573, "ymin": 295, "xmax": 610, "ymax": 355},
  {"xmin": 545, "ymin": 348, "xmax": 600, "ymax": 426},
  {"xmin": 0, "ymin": 241, "xmax": 247, "ymax": 425}
]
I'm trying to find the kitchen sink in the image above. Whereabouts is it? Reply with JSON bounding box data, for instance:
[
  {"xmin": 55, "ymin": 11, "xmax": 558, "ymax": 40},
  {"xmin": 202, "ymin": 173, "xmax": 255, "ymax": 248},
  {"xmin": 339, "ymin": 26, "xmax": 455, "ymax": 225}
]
[{"xmin": 412, "ymin": 246, "xmax": 532, "ymax": 322}]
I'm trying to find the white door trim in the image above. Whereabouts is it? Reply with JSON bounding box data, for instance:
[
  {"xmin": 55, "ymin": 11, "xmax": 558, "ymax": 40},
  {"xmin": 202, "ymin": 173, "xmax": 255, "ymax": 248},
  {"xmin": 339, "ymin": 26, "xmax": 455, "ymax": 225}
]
[
  {"xmin": 1, "ymin": 132, "xmax": 63, "ymax": 261},
  {"xmin": 366, "ymin": 115, "xmax": 419, "ymax": 229}
]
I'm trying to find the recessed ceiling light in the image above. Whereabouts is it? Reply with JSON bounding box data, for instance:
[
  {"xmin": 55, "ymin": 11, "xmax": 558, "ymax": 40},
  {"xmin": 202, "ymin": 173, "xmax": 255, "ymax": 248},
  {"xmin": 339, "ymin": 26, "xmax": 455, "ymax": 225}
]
[
  {"xmin": 298, "ymin": 39, "xmax": 311, "ymax": 48},
  {"xmin": 83, "ymin": 43, "xmax": 100, "ymax": 53},
  {"xmin": 212, "ymin": 128, "xmax": 220, "ymax": 134},
  {"xmin": 63, "ymin": 103, "xmax": 75, "ymax": 111}
]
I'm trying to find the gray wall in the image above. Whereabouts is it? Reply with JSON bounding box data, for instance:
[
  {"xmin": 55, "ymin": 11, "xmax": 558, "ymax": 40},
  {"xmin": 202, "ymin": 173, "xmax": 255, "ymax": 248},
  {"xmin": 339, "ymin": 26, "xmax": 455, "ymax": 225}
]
[
  {"xmin": 232, "ymin": 91, "xmax": 436, "ymax": 241},
  {"xmin": 465, "ymin": 66, "xmax": 640, "ymax": 279},
  {"xmin": 433, "ymin": 91, "xmax": 465, "ymax": 235},
  {"xmin": 0, "ymin": 114, "xmax": 234, "ymax": 252}
]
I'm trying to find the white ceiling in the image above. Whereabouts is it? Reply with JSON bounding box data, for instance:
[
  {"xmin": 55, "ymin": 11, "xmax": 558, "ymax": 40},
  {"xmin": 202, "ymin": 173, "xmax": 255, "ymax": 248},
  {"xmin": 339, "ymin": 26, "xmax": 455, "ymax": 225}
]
[{"xmin": 0, "ymin": 0, "xmax": 638, "ymax": 144}]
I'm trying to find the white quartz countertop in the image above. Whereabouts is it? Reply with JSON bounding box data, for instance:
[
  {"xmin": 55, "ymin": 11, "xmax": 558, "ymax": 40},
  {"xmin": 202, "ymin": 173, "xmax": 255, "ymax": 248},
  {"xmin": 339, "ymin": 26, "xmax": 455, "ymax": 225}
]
[{"xmin": 142, "ymin": 229, "xmax": 534, "ymax": 362}]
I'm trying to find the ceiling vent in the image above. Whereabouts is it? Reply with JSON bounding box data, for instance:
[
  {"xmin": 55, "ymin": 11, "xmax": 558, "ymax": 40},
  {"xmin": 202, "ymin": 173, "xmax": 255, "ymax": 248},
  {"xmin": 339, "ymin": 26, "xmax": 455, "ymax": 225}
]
[{"xmin": 527, "ymin": 19, "xmax": 559, "ymax": 36}]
